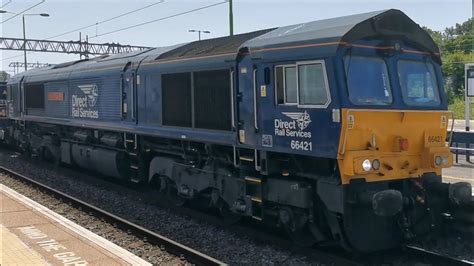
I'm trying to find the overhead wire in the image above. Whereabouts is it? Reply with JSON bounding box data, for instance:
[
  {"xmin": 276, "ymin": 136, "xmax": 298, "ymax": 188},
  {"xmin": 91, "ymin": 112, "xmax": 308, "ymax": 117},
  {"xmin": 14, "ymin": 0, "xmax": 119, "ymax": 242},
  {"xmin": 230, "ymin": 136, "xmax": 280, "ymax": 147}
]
[
  {"xmin": 0, "ymin": 0, "xmax": 228, "ymax": 63},
  {"xmin": 0, "ymin": 0, "xmax": 12, "ymax": 9},
  {"xmin": 46, "ymin": 0, "xmax": 165, "ymax": 40},
  {"xmin": 90, "ymin": 0, "xmax": 228, "ymax": 39},
  {"xmin": 0, "ymin": 0, "xmax": 166, "ymax": 62},
  {"xmin": 0, "ymin": 0, "xmax": 45, "ymax": 24}
]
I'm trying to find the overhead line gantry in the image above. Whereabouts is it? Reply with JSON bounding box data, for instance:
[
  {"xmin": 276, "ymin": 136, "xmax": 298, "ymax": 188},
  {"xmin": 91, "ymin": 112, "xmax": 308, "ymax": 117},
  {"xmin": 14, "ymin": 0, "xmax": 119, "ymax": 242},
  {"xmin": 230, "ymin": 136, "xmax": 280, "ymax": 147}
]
[{"xmin": 0, "ymin": 37, "xmax": 152, "ymax": 57}]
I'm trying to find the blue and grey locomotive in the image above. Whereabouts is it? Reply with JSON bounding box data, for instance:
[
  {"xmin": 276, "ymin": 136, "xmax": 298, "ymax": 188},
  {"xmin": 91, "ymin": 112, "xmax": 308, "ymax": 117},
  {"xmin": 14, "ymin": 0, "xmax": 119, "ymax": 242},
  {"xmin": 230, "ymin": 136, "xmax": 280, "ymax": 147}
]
[{"xmin": 3, "ymin": 9, "xmax": 471, "ymax": 252}]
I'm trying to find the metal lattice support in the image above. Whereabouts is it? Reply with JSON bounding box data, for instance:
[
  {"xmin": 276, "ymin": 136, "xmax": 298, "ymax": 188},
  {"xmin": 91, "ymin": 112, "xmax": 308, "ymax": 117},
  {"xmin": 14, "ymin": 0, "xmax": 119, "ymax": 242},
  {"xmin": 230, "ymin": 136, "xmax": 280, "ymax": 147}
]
[
  {"xmin": 0, "ymin": 37, "xmax": 152, "ymax": 56},
  {"xmin": 8, "ymin": 62, "xmax": 54, "ymax": 74},
  {"xmin": 9, "ymin": 62, "xmax": 52, "ymax": 68}
]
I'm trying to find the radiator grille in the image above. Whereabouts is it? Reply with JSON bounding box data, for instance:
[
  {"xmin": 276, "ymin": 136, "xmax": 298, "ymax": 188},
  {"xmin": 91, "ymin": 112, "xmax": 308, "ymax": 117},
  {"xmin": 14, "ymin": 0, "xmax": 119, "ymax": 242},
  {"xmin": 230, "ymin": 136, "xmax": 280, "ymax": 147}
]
[{"xmin": 162, "ymin": 73, "xmax": 192, "ymax": 127}]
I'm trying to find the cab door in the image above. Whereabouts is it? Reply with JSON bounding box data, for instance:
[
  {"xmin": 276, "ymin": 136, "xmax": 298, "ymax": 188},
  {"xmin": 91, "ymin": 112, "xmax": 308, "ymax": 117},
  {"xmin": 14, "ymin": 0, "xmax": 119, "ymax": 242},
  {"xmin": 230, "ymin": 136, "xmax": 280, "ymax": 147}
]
[
  {"xmin": 237, "ymin": 57, "xmax": 259, "ymax": 147},
  {"xmin": 121, "ymin": 62, "xmax": 137, "ymax": 124},
  {"xmin": 8, "ymin": 77, "xmax": 24, "ymax": 118}
]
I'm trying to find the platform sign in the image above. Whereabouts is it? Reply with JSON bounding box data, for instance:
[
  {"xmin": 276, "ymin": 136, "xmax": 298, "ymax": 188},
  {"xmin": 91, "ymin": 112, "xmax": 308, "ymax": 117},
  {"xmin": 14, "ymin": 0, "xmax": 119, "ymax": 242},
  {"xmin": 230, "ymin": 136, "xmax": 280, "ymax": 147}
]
[
  {"xmin": 468, "ymin": 69, "xmax": 474, "ymax": 97},
  {"xmin": 465, "ymin": 64, "xmax": 474, "ymax": 131}
]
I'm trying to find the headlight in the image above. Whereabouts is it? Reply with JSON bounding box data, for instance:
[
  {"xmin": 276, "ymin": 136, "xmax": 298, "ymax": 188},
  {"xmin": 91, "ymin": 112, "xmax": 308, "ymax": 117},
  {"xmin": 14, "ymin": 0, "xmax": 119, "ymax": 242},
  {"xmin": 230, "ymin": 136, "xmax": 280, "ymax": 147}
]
[
  {"xmin": 372, "ymin": 159, "xmax": 381, "ymax": 170},
  {"xmin": 362, "ymin": 159, "xmax": 372, "ymax": 171},
  {"xmin": 435, "ymin": 156, "xmax": 442, "ymax": 166},
  {"xmin": 441, "ymin": 155, "xmax": 449, "ymax": 165}
]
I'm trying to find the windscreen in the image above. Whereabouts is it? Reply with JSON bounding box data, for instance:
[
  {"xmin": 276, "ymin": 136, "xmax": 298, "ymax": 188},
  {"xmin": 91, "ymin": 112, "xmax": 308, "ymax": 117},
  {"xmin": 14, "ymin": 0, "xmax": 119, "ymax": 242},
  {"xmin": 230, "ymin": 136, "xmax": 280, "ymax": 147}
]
[
  {"xmin": 345, "ymin": 56, "xmax": 392, "ymax": 105},
  {"xmin": 398, "ymin": 60, "xmax": 440, "ymax": 106}
]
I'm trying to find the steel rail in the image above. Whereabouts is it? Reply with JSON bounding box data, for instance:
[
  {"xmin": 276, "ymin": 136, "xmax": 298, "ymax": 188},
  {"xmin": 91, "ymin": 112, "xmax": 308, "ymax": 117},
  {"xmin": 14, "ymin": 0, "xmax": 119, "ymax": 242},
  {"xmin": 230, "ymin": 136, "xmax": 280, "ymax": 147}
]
[
  {"xmin": 0, "ymin": 166, "xmax": 226, "ymax": 266},
  {"xmin": 405, "ymin": 245, "xmax": 474, "ymax": 266}
]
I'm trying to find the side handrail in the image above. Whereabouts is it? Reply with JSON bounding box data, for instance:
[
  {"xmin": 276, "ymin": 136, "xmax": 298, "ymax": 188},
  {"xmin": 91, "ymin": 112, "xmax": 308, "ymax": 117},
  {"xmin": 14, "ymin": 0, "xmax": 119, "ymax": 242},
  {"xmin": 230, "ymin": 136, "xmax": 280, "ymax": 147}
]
[
  {"xmin": 339, "ymin": 109, "xmax": 353, "ymax": 155},
  {"xmin": 253, "ymin": 69, "xmax": 258, "ymax": 131},
  {"xmin": 230, "ymin": 70, "xmax": 235, "ymax": 130},
  {"xmin": 448, "ymin": 111, "xmax": 455, "ymax": 147}
]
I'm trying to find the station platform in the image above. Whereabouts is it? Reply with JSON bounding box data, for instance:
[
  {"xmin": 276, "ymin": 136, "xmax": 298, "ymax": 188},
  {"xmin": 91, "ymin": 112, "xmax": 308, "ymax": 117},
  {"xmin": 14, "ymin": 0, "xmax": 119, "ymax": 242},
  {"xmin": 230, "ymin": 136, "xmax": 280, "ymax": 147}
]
[
  {"xmin": 449, "ymin": 119, "xmax": 473, "ymax": 132},
  {"xmin": 0, "ymin": 184, "xmax": 151, "ymax": 266},
  {"xmin": 443, "ymin": 167, "xmax": 474, "ymax": 197}
]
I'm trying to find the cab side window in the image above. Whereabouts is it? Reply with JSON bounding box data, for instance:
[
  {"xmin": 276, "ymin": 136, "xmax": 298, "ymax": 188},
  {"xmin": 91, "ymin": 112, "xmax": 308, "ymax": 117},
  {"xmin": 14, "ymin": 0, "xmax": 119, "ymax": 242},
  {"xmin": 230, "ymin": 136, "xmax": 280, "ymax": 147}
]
[
  {"xmin": 275, "ymin": 61, "xmax": 330, "ymax": 107},
  {"xmin": 276, "ymin": 66, "xmax": 297, "ymax": 104}
]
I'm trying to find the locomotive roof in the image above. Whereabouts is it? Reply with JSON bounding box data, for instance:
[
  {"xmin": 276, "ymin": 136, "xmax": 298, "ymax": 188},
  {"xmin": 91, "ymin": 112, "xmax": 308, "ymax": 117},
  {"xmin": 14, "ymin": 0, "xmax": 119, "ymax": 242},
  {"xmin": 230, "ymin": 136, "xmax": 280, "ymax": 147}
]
[
  {"xmin": 242, "ymin": 9, "xmax": 439, "ymax": 57},
  {"xmin": 9, "ymin": 9, "xmax": 439, "ymax": 83},
  {"xmin": 154, "ymin": 29, "xmax": 274, "ymax": 62}
]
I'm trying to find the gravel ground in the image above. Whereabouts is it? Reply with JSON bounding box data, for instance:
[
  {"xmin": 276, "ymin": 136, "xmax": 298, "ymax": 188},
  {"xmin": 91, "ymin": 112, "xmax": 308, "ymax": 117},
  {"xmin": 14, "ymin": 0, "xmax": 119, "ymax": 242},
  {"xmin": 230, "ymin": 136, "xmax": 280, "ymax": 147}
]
[
  {"xmin": 0, "ymin": 173, "xmax": 180, "ymax": 265},
  {"xmin": 0, "ymin": 149, "xmax": 321, "ymax": 265}
]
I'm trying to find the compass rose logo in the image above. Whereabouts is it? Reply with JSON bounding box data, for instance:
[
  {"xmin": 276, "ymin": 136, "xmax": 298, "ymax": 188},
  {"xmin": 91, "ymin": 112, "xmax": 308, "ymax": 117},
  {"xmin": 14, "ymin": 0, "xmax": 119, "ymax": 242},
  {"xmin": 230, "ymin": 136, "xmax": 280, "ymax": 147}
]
[
  {"xmin": 78, "ymin": 84, "xmax": 98, "ymax": 107},
  {"xmin": 282, "ymin": 111, "xmax": 312, "ymax": 131}
]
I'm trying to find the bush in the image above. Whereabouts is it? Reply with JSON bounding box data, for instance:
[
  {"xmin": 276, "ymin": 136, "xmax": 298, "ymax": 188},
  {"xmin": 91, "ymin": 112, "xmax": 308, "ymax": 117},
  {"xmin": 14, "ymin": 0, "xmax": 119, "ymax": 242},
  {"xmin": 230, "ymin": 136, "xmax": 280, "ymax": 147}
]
[{"xmin": 448, "ymin": 97, "xmax": 474, "ymax": 119}]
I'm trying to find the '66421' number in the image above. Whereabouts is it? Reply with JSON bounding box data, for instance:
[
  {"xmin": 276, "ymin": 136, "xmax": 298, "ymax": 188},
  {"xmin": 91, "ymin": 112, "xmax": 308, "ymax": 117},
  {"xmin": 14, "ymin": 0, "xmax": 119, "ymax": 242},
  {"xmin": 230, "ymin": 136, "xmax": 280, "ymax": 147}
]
[{"xmin": 290, "ymin": 140, "xmax": 312, "ymax": 151}]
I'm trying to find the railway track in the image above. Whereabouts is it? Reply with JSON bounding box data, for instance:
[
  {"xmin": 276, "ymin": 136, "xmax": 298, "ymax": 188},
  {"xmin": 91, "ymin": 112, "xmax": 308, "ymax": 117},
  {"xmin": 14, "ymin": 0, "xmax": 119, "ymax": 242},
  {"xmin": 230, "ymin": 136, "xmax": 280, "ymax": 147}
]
[
  {"xmin": 452, "ymin": 200, "xmax": 474, "ymax": 225},
  {"xmin": 0, "ymin": 166, "xmax": 225, "ymax": 266},
  {"xmin": 405, "ymin": 245, "xmax": 474, "ymax": 266}
]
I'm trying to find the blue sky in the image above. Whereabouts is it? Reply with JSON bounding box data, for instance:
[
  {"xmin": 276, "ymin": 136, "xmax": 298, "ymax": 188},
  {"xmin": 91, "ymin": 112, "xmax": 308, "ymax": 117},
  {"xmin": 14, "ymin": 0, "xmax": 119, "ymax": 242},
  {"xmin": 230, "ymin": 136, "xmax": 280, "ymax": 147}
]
[{"xmin": 0, "ymin": 0, "xmax": 471, "ymax": 73}]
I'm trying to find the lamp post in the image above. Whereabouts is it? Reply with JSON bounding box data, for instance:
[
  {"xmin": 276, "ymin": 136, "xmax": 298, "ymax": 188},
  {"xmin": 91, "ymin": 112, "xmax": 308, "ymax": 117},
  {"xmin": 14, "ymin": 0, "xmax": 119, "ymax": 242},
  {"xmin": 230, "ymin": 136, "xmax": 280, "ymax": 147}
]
[
  {"xmin": 188, "ymin": 29, "xmax": 210, "ymax": 41},
  {"xmin": 23, "ymin": 13, "xmax": 50, "ymax": 71},
  {"xmin": 229, "ymin": 0, "xmax": 233, "ymax": 36}
]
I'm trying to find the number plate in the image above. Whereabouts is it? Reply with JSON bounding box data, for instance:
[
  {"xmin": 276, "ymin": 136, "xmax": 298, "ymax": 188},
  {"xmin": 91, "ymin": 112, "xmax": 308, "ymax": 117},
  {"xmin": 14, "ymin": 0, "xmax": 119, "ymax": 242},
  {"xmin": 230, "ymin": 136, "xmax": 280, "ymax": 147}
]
[{"xmin": 424, "ymin": 131, "xmax": 444, "ymax": 147}]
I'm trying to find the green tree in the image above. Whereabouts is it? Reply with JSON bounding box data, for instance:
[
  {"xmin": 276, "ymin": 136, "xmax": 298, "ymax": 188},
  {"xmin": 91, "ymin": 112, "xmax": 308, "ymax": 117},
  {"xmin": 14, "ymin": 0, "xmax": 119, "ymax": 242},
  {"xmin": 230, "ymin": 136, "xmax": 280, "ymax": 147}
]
[
  {"xmin": 424, "ymin": 18, "xmax": 473, "ymax": 101},
  {"xmin": 442, "ymin": 52, "xmax": 473, "ymax": 95},
  {"xmin": 0, "ymin": 71, "xmax": 10, "ymax": 82}
]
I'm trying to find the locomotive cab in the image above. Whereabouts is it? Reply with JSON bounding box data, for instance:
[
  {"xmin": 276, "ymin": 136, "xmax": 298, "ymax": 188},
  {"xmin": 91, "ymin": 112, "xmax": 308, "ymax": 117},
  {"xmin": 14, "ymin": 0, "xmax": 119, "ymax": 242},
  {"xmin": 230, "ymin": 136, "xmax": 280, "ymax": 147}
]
[
  {"xmin": 333, "ymin": 45, "xmax": 471, "ymax": 251},
  {"xmin": 338, "ymin": 45, "xmax": 453, "ymax": 184},
  {"xmin": 242, "ymin": 9, "xmax": 471, "ymax": 252}
]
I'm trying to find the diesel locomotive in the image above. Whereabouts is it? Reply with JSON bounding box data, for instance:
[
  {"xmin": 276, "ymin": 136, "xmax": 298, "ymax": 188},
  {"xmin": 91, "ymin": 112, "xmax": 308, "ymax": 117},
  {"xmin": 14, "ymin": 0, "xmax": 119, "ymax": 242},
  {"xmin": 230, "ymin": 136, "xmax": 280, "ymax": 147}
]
[{"xmin": 1, "ymin": 9, "xmax": 472, "ymax": 253}]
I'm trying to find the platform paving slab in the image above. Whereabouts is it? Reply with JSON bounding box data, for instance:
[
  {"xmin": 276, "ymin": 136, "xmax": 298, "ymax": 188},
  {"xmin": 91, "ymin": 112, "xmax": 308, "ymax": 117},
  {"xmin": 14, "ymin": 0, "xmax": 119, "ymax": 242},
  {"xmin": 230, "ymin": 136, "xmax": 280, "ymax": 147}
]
[
  {"xmin": 0, "ymin": 225, "xmax": 49, "ymax": 265},
  {"xmin": 0, "ymin": 184, "xmax": 152, "ymax": 266}
]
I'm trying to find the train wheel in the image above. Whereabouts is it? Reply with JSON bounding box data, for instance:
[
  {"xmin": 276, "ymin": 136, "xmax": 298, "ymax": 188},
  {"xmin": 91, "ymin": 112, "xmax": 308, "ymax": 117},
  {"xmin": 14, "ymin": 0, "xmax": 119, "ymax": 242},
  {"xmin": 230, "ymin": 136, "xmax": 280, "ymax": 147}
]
[
  {"xmin": 280, "ymin": 208, "xmax": 317, "ymax": 247},
  {"xmin": 218, "ymin": 201, "xmax": 241, "ymax": 225},
  {"xmin": 325, "ymin": 211, "xmax": 355, "ymax": 253},
  {"xmin": 165, "ymin": 178, "xmax": 187, "ymax": 207},
  {"xmin": 285, "ymin": 223, "xmax": 318, "ymax": 247}
]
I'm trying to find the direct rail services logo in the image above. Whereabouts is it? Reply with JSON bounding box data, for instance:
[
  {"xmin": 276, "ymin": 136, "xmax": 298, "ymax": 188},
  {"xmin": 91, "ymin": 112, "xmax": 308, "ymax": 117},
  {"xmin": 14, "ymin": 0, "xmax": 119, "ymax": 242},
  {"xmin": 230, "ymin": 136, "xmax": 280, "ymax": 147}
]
[
  {"xmin": 274, "ymin": 111, "xmax": 312, "ymax": 138},
  {"xmin": 72, "ymin": 84, "xmax": 99, "ymax": 119}
]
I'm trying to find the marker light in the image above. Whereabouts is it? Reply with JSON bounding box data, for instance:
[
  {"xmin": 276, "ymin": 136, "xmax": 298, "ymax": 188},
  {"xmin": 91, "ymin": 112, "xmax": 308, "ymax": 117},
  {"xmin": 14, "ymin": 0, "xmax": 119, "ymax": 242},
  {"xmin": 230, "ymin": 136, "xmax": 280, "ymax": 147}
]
[
  {"xmin": 362, "ymin": 159, "xmax": 372, "ymax": 172},
  {"xmin": 399, "ymin": 138, "xmax": 409, "ymax": 151},
  {"xmin": 372, "ymin": 159, "xmax": 381, "ymax": 170},
  {"xmin": 394, "ymin": 42, "xmax": 402, "ymax": 51}
]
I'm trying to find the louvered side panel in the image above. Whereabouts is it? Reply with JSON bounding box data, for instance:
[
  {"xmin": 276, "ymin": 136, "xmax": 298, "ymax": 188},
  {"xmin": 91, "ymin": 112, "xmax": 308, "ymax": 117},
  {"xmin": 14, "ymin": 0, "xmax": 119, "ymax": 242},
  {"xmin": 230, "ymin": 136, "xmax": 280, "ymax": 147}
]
[
  {"xmin": 45, "ymin": 81, "xmax": 69, "ymax": 118},
  {"xmin": 68, "ymin": 77, "xmax": 121, "ymax": 121}
]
